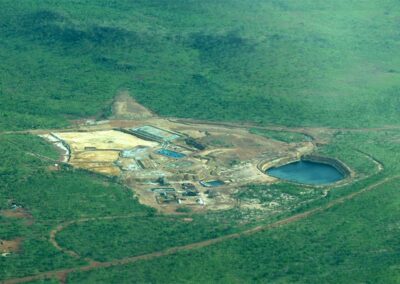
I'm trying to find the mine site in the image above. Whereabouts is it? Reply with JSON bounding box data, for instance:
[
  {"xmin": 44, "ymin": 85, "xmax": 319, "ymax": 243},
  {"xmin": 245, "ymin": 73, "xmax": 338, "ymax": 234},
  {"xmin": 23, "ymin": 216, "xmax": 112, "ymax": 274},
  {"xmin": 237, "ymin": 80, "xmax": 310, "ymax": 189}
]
[
  {"xmin": 2, "ymin": 2, "xmax": 399, "ymax": 282},
  {"xmin": 40, "ymin": 94, "xmax": 352, "ymax": 213}
]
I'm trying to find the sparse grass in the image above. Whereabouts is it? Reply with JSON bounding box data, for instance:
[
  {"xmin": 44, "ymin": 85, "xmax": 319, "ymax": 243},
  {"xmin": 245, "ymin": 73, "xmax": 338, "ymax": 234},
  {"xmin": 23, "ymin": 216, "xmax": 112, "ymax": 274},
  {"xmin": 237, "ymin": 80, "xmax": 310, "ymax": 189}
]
[
  {"xmin": 235, "ymin": 183, "xmax": 324, "ymax": 210},
  {"xmin": 249, "ymin": 128, "xmax": 310, "ymax": 143},
  {"xmin": 175, "ymin": 206, "xmax": 192, "ymax": 213}
]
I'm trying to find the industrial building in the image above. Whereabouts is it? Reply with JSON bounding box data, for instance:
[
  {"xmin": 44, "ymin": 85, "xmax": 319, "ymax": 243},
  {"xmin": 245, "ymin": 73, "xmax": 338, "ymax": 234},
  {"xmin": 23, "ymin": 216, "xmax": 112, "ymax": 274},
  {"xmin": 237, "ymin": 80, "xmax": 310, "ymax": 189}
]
[{"xmin": 130, "ymin": 126, "xmax": 181, "ymax": 143}]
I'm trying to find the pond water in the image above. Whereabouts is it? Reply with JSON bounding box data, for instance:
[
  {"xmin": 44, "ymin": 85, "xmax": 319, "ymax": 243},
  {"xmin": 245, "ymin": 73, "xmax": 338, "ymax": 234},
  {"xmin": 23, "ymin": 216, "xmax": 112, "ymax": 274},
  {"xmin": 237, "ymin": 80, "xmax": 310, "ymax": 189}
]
[
  {"xmin": 200, "ymin": 180, "xmax": 225, "ymax": 187},
  {"xmin": 267, "ymin": 160, "xmax": 344, "ymax": 185},
  {"xmin": 155, "ymin": 149, "xmax": 186, "ymax": 159}
]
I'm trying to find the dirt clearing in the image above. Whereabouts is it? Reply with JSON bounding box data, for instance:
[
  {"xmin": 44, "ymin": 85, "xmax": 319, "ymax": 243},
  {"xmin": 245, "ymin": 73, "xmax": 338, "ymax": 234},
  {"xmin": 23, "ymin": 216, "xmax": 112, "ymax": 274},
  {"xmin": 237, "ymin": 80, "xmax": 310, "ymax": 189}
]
[
  {"xmin": 1, "ymin": 208, "xmax": 31, "ymax": 219},
  {"xmin": 49, "ymin": 130, "xmax": 157, "ymax": 176},
  {"xmin": 1, "ymin": 238, "xmax": 22, "ymax": 254},
  {"xmin": 53, "ymin": 130, "xmax": 157, "ymax": 151},
  {"xmin": 111, "ymin": 91, "xmax": 154, "ymax": 120}
]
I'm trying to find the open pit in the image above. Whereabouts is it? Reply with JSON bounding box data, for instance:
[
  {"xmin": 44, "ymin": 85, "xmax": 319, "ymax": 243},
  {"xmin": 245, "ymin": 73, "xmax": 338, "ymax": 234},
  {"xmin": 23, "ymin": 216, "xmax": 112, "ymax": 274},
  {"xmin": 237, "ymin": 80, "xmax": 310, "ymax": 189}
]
[
  {"xmin": 267, "ymin": 160, "xmax": 344, "ymax": 185},
  {"xmin": 39, "ymin": 95, "xmax": 353, "ymax": 213},
  {"xmin": 261, "ymin": 155, "xmax": 352, "ymax": 186}
]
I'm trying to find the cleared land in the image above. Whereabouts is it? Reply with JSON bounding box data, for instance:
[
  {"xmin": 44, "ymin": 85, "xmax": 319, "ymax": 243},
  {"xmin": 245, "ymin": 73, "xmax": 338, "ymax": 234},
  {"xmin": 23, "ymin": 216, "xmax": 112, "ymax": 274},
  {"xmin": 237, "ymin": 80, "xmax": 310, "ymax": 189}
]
[
  {"xmin": 48, "ymin": 130, "xmax": 157, "ymax": 176},
  {"xmin": 0, "ymin": 238, "xmax": 22, "ymax": 255},
  {"xmin": 53, "ymin": 130, "xmax": 157, "ymax": 151},
  {"xmin": 111, "ymin": 92, "xmax": 154, "ymax": 120},
  {"xmin": 43, "ymin": 101, "xmax": 319, "ymax": 213}
]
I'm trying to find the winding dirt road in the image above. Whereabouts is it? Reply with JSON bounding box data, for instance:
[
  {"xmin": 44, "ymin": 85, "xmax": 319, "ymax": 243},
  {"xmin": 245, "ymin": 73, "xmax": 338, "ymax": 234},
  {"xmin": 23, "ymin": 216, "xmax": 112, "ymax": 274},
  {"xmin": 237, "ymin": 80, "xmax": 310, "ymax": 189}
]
[
  {"xmin": 3, "ymin": 175, "xmax": 398, "ymax": 284},
  {"xmin": 49, "ymin": 213, "xmax": 149, "ymax": 260}
]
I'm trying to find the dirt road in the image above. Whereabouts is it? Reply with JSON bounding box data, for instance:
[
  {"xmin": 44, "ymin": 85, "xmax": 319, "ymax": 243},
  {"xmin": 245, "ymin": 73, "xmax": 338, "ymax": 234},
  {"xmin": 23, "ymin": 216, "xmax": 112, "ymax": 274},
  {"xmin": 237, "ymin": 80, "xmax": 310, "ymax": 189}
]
[{"xmin": 3, "ymin": 175, "xmax": 398, "ymax": 284}]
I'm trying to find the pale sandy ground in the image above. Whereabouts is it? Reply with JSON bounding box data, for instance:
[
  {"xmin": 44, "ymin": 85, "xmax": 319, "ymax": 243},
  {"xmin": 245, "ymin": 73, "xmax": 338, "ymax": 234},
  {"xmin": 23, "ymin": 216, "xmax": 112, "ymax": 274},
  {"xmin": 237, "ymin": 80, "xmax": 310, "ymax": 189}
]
[{"xmin": 53, "ymin": 130, "xmax": 158, "ymax": 151}]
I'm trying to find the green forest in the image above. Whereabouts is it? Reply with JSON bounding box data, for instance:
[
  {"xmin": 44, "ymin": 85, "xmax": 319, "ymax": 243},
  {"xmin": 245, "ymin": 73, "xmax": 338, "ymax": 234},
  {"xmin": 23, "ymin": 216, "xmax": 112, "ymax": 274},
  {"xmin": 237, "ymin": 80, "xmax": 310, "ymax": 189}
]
[{"xmin": 1, "ymin": 0, "xmax": 400, "ymax": 130}]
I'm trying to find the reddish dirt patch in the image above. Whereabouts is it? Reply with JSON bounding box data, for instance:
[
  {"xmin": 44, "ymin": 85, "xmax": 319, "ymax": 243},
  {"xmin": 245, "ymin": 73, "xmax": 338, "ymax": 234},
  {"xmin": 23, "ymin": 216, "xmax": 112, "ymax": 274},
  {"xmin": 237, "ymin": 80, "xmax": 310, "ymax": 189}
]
[
  {"xmin": 0, "ymin": 238, "xmax": 22, "ymax": 253},
  {"xmin": 111, "ymin": 91, "xmax": 154, "ymax": 120},
  {"xmin": 1, "ymin": 209, "xmax": 34, "ymax": 225},
  {"xmin": 47, "ymin": 164, "xmax": 61, "ymax": 172}
]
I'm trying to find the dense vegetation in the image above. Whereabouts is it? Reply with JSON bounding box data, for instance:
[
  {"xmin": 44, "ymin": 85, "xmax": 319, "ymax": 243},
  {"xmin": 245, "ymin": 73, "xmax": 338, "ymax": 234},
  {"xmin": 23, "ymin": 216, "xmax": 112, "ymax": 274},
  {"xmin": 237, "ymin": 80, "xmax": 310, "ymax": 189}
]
[
  {"xmin": 1, "ymin": 0, "xmax": 400, "ymax": 130},
  {"xmin": 56, "ymin": 216, "xmax": 236, "ymax": 262}
]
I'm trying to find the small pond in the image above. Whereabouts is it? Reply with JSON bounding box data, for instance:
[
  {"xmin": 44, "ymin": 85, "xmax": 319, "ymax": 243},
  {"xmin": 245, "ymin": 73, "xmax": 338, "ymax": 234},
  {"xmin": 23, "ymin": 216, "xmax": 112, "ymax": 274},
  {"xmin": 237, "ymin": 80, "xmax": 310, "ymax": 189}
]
[
  {"xmin": 155, "ymin": 149, "xmax": 186, "ymax": 159},
  {"xmin": 267, "ymin": 160, "xmax": 344, "ymax": 185},
  {"xmin": 200, "ymin": 180, "xmax": 225, "ymax": 187}
]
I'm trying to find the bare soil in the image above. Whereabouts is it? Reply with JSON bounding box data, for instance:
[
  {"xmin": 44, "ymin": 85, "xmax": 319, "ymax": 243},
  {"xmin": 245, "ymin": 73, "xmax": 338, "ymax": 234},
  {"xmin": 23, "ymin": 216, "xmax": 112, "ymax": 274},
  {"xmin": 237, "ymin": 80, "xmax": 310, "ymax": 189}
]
[
  {"xmin": 41, "ymin": 99, "xmax": 327, "ymax": 213},
  {"xmin": 1, "ymin": 209, "xmax": 34, "ymax": 225},
  {"xmin": 0, "ymin": 238, "xmax": 22, "ymax": 253},
  {"xmin": 111, "ymin": 91, "xmax": 154, "ymax": 120},
  {"xmin": 53, "ymin": 130, "xmax": 157, "ymax": 151},
  {"xmin": 1, "ymin": 209, "xmax": 30, "ymax": 219}
]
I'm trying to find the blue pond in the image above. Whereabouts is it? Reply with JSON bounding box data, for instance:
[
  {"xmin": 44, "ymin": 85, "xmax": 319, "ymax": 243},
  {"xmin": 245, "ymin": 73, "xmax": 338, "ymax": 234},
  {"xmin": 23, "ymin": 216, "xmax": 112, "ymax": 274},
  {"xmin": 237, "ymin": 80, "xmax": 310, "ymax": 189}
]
[
  {"xmin": 200, "ymin": 180, "xmax": 225, "ymax": 187},
  {"xmin": 156, "ymin": 149, "xmax": 186, "ymax": 159},
  {"xmin": 267, "ymin": 160, "xmax": 344, "ymax": 185}
]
